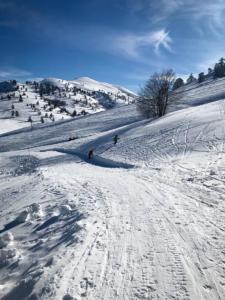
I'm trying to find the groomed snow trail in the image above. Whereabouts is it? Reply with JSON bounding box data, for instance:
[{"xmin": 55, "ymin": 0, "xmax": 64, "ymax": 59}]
[{"xmin": 15, "ymin": 154, "xmax": 224, "ymax": 300}]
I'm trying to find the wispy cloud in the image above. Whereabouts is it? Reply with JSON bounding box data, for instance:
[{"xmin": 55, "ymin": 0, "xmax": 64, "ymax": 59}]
[
  {"xmin": 112, "ymin": 29, "xmax": 172, "ymax": 59},
  {"xmin": 0, "ymin": 68, "xmax": 32, "ymax": 79},
  {"xmin": 129, "ymin": 0, "xmax": 225, "ymax": 33}
]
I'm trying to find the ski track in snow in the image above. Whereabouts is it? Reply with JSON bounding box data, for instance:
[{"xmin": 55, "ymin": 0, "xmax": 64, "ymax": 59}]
[{"xmin": 1, "ymin": 86, "xmax": 225, "ymax": 299}]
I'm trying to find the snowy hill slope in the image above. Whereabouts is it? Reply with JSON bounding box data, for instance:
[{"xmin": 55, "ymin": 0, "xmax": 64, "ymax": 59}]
[
  {"xmin": 170, "ymin": 77, "xmax": 225, "ymax": 110},
  {"xmin": 43, "ymin": 76, "xmax": 136, "ymax": 97},
  {"xmin": 0, "ymin": 78, "xmax": 136, "ymax": 135},
  {"xmin": 1, "ymin": 89, "xmax": 225, "ymax": 299}
]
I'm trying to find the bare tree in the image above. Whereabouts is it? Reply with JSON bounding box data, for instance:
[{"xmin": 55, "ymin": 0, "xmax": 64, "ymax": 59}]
[{"xmin": 137, "ymin": 69, "xmax": 175, "ymax": 118}]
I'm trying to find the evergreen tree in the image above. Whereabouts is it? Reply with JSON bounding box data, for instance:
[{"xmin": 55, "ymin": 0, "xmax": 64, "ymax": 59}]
[
  {"xmin": 208, "ymin": 68, "xmax": 213, "ymax": 75},
  {"xmin": 198, "ymin": 72, "xmax": 205, "ymax": 83},
  {"xmin": 71, "ymin": 110, "xmax": 77, "ymax": 117},
  {"xmin": 39, "ymin": 88, "xmax": 43, "ymax": 98},
  {"xmin": 15, "ymin": 111, "xmax": 19, "ymax": 117},
  {"xmin": 172, "ymin": 78, "xmax": 184, "ymax": 90},
  {"xmin": 19, "ymin": 94, "xmax": 23, "ymax": 102},
  {"xmin": 186, "ymin": 73, "xmax": 196, "ymax": 84},
  {"xmin": 28, "ymin": 116, "xmax": 33, "ymax": 123},
  {"xmin": 214, "ymin": 58, "xmax": 225, "ymax": 78},
  {"xmin": 41, "ymin": 116, "xmax": 44, "ymax": 123}
]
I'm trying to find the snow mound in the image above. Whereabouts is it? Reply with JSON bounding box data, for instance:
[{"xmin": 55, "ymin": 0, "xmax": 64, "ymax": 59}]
[
  {"xmin": 16, "ymin": 203, "xmax": 43, "ymax": 223},
  {"xmin": 0, "ymin": 248, "xmax": 19, "ymax": 267},
  {"xmin": 59, "ymin": 204, "xmax": 72, "ymax": 215},
  {"xmin": 28, "ymin": 203, "xmax": 43, "ymax": 218},
  {"xmin": 0, "ymin": 232, "xmax": 14, "ymax": 248}
]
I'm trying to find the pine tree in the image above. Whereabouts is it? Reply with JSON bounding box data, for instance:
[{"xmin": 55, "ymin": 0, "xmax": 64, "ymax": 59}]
[
  {"xmin": 71, "ymin": 110, "xmax": 77, "ymax": 117},
  {"xmin": 198, "ymin": 72, "xmax": 205, "ymax": 83},
  {"xmin": 19, "ymin": 94, "xmax": 23, "ymax": 102},
  {"xmin": 186, "ymin": 73, "xmax": 196, "ymax": 84},
  {"xmin": 172, "ymin": 78, "xmax": 184, "ymax": 90},
  {"xmin": 28, "ymin": 116, "xmax": 33, "ymax": 123},
  {"xmin": 214, "ymin": 58, "xmax": 225, "ymax": 78},
  {"xmin": 208, "ymin": 68, "xmax": 213, "ymax": 75}
]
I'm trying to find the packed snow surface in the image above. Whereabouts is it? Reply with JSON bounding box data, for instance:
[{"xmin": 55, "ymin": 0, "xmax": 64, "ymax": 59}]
[{"xmin": 1, "ymin": 80, "xmax": 225, "ymax": 299}]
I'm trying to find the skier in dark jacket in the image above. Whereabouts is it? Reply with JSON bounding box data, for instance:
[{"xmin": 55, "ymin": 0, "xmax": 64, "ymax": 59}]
[
  {"xmin": 88, "ymin": 149, "xmax": 94, "ymax": 160},
  {"xmin": 113, "ymin": 134, "xmax": 119, "ymax": 145}
]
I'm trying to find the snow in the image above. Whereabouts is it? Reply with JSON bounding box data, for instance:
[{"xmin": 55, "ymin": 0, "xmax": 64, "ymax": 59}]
[
  {"xmin": 0, "ymin": 232, "xmax": 14, "ymax": 248},
  {"xmin": 0, "ymin": 120, "xmax": 28, "ymax": 134},
  {"xmin": 0, "ymin": 78, "xmax": 136, "ymax": 136},
  {"xmin": 170, "ymin": 77, "xmax": 225, "ymax": 111},
  {"xmin": 1, "ymin": 79, "xmax": 225, "ymax": 299},
  {"xmin": 72, "ymin": 76, "xmax": 136, "ymax": 96}
]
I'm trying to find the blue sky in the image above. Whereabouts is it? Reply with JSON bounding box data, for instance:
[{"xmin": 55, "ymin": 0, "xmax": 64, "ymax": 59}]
[{"xmin": 0, "ymin": 0, "xmax": 225, "ymax": 91}]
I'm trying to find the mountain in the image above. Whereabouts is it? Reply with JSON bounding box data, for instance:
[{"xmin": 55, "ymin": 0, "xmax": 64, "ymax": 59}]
[
  {"xmin": 0, "ymin": 77, "xmax": 136, "ymax": 134},
  {"xmin": 41, "ymin": 76, "xmax": 136, "ymax": 103}
]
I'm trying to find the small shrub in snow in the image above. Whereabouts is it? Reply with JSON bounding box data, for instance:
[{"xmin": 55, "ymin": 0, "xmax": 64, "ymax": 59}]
[
  {"xmin": 29, "ymin": 203, "xmax": 43, "ymax": 219},
  {"xmin": 0, "ymin": 248, "xmax": 18, "ymax": 267},
  {"xmin": 17, "ymin": 204, "xmax": 43, "ymax": 222},
  {"xmin": 29, "ymin": 203, "xmax": 41, "ymax": 214}
]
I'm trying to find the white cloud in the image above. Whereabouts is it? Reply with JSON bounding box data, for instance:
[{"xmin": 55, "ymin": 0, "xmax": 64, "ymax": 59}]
[
  {"xmin": 113, "ymin": 29, "xmax": 172, "ymax": 59},
  {"xmin": 137, "ymin": 0, "xmax": 225, "ymax": 33},
  {"xmin": 0, "ymin": 68, "xmax": 32, "ymax": 79}
]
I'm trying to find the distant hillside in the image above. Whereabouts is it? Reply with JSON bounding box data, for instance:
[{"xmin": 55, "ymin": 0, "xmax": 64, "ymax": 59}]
[
  {"xmin": 169, "ymin": 77, "xmax": 225, "ymax": 111},
  {"xmin": 41, "ymin": 76, "xmax": 136, "ymax": 105},
  {"xmin": 0, "ymin": 80, "xmax": 17, "ymax": 93},
  {"xmin": 0, "ymin": 77, "xmax": 137, "ymax": 134}
]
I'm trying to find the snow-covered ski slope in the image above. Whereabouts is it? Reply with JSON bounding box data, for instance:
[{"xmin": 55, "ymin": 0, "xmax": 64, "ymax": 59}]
[
  {"xmin": 1, "ymin": 86, "xmax": 225, "ymax": 299},
  {"xmin": 170, "ymin": 76, "xmax": 225, "ymax": 111}
]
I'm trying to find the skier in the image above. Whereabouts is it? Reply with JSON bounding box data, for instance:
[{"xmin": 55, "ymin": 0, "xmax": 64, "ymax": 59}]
[
  {"xmin": 113, "ymin": 134, "xmax": 119, "ymax": 145},
  {"xmin": 88, "ymin": 149, "xmax": 94, "ymax": 160}
]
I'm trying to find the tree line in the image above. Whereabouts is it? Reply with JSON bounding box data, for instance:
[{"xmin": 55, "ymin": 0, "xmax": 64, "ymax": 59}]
[
  {"xmin": 173, "ymin": 57, "xmax": 225, "ymax": 91},
  {"xmin": 137, "ymin": 57, "xmax": 225, "ymax": 119}
]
